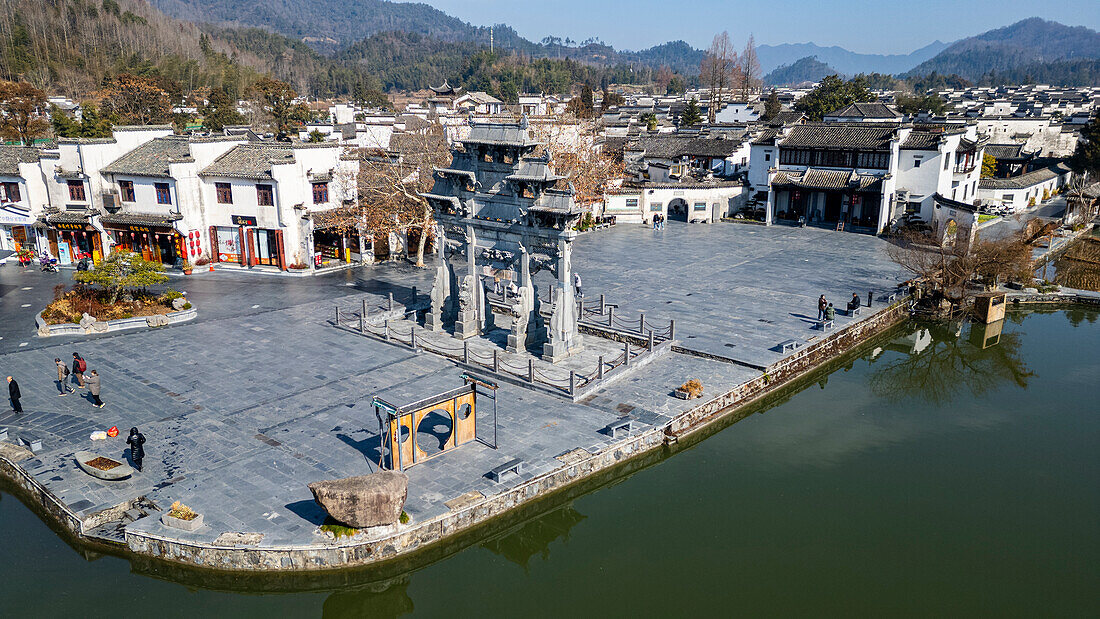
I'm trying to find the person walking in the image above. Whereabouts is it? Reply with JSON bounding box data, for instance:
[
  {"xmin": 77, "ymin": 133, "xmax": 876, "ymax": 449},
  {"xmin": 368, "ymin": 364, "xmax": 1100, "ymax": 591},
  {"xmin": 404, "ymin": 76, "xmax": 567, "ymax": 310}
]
[
  {"xmin": 7, "ymin": 376, "xmax": 21, "ymax": 413},
  {"xmin": 573, "ymin": 272, "xmax": 583, "ymax": 299},
  {"xmin": 71, "ymin": 352, "xmax": 86, "ymax": 388},
  {"xmin": 818, "ymin": 294, "xmax": 828, "ymax": 321},
  {"xmin": 55, "ymin": 358, "xmax": 74, "ymax": 395},
  {"xmin": 126, "ymin": 427, "xmax": 146, "ymax": 472},
  {"xmin": 85, "ymin": 369, "xmax": 104, "ymax": 408}
]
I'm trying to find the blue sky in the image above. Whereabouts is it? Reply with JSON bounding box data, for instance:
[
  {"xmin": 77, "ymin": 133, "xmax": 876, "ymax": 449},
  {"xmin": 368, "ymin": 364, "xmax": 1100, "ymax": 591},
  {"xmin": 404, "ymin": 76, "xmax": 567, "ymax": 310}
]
[{"xmin": 417, "ymin": 0, "xmax": 1099, "ymax": 54}]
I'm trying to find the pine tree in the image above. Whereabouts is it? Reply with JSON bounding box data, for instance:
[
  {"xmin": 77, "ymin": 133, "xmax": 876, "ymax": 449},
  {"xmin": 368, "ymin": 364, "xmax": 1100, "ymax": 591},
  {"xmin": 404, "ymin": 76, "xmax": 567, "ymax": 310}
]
[
  {"xmin": 681, "ymin": 97, "xmax": 702, "ymax": 126},
  {"xmin": 763, "ymin": 89, "xmax": 781, "ymax": 121}
]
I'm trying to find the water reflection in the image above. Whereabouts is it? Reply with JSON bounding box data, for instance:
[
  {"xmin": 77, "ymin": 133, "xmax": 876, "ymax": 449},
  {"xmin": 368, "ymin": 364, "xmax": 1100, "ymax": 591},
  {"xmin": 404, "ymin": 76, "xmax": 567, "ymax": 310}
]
[
  {"xmin": 480, "ymin": 503, "xmax": 586, "ymax": 571},
  {"xmin": 1051, "ymin": 237, "xmax": 1100, "ymax": 292},
  {"xmin": 868, "ymin": 319, "xmax": 1033, "ymax": 405},
  {"xmin": 322, "ymin": 576, "xmax": 414, "ymax": 619}
]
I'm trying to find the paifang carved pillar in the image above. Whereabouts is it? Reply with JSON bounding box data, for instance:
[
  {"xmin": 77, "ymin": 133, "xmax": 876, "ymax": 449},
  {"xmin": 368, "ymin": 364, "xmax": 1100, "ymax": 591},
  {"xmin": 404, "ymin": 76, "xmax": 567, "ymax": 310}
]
[
  {"xmin": 425, "ymin": 224, "xmax": 450, "ymax": 332},
  {"xmin": 542, "ymin": 237, "xmax": 582, "ymax": 362}
]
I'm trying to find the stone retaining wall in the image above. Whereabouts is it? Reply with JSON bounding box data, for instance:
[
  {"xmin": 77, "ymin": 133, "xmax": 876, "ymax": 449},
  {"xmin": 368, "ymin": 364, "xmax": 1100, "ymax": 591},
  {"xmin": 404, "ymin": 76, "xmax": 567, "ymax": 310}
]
[{"xmin": 36, "ymin": 307, "xmax": 197, "ymax": 337}]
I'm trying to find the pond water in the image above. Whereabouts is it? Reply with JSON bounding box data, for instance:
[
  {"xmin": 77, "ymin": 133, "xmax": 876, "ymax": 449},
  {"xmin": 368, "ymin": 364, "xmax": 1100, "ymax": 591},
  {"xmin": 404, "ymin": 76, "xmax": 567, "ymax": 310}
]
[{"xmin": 2, "ymin": 309, "xmax": 1098, "ymax": 617}]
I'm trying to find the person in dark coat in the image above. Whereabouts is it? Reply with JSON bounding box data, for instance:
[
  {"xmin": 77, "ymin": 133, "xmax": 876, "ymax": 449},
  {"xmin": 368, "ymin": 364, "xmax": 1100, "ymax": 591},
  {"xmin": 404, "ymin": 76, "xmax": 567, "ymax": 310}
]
[
  {"xmin": 71, "ymin": 352, "xmax": 86, "ymax": 388},
  {"xmin": 847, "ymin": 293, "xmax": 861, "ymax": 314},
  {"xmin": 818, "ymin": 294, "xmax": 828, "ymax": 321},
  {"xmin": 127, "ymin": 427, "xmax": 146, "ymax": 472},
  {"xmin": 7, "ymin": 376, "xmax": 21, "ymax": 413},
  {"xmin": 85, "ymin": 369, "xmax": 103, "ymax": 408}
]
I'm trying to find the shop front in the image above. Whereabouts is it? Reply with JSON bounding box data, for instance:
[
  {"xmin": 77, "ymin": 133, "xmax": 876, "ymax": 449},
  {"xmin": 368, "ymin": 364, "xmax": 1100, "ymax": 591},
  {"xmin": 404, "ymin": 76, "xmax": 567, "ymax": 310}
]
[
  {"xmin": 100, "ymin": 213, "xmax": 184, "ymax": 266},
  {"xmin": 0, "ymin": 204, "xmax": 37, "ymax": 255},
  {"xmin": 210, "ymin": 215, "xmax": 286, "ymax": 270},
  {"xmin": 313, "ymin": 228, "xmax": 350, "ymax": 267},
  {"xmin": 40, "ymin": 212, "xmax": 103, "ymax": 265}
]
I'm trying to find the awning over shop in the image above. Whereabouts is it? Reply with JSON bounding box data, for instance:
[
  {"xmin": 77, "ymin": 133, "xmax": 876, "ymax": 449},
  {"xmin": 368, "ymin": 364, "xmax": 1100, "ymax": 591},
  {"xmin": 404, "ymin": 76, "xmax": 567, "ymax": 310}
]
[
  {"xmin": 771, "ymin": 168, "xmax": 885, "ymax": 192},
  {"xmin": 0, "ymin": 204, "xmax": 34, "ymax": 226},
  {"xmin": 100, "ymin": 211, "xmax": 183, "ymax": 233}
]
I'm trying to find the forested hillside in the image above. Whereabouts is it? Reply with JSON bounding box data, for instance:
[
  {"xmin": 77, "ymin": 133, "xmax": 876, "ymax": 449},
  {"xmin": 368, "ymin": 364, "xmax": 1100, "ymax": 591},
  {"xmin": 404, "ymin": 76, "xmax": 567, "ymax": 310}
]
[
  {"xmin": 906, "ymin": 18, "xmax": 1100, "ymax": 83},
  {"xmin": 764, "ymin": 57, "xmax": 839, "ymax": 86}
]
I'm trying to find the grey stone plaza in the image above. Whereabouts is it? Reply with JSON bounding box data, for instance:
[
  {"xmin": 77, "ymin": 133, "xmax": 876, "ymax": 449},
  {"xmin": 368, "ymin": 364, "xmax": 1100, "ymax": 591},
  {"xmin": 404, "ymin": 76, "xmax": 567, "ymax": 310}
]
[{"xmin": 0, "ymin": 220, "xmax": 905, "ymax": 566}]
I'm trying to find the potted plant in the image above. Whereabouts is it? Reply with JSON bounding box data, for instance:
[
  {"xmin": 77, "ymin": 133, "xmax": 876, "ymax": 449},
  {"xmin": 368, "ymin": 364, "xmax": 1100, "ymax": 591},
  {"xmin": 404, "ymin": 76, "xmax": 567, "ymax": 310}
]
[
  {"xmin": 181, "ymin": 259, "xmax": 193, "ymax": 275},
  {"xmin": 674, "ymin": 379, "xmax": 704, "ymax": 399},
  {"xmin": 161, "ymin": 500, "xmax": 204, "ymax": 531}
]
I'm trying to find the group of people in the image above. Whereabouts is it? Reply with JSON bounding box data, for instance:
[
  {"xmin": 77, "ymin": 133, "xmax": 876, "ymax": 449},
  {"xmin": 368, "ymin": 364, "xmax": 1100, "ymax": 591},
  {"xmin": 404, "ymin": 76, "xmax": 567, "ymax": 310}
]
[
  {"xmin": 817, "ymin": 293, "xmax": 864, "ymax": 322},
  {"xmin": 7, "ymin": 352, "xmax": 147, "ymax": 471},
  {"xmin": 7, "ymin": 352, "xmax": 105, "ymax": 415},
  {"xmin": 651, "ymin": 214, "xmax": 666, "ymax": 230}
]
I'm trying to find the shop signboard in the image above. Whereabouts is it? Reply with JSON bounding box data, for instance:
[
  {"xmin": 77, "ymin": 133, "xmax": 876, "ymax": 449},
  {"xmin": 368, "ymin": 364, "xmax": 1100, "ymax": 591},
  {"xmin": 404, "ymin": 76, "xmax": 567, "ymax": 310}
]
[
  {"xmin": 56, "ymin": 222, "xmax": 86, "ymax": 231},
  {"xmin": 231, "ymin": 215, "xmax": 257, "ymax": 226},
  {"xmin": 57, "ymin": 242, "xmax": 72, "ymax": 265}
]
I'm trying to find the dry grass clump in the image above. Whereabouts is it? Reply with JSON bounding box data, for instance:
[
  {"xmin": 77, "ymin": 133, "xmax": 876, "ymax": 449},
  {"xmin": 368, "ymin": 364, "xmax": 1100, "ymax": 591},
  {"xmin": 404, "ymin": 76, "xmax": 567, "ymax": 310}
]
[
  {"xmin": 168, "ymin": 501, "xmax": 199, "ymax": 521},
  {"xmin": 679, "ymin": 379, "xmax": 704, "ymax": 398}
]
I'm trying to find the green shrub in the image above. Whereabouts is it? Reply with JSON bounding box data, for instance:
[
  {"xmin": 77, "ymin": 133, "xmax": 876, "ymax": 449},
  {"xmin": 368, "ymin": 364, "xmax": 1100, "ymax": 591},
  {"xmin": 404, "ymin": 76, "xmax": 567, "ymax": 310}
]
[{"xmin": 182, "ymin": 302, "xmax": 192, "ymax": 310}]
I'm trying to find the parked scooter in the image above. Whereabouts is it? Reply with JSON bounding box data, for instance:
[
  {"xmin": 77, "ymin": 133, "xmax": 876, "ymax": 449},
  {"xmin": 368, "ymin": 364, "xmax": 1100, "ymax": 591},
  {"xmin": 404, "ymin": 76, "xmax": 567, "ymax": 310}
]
[{"xmin": 39, "ymin": 253, "xmax": 59, "ymax": 272}]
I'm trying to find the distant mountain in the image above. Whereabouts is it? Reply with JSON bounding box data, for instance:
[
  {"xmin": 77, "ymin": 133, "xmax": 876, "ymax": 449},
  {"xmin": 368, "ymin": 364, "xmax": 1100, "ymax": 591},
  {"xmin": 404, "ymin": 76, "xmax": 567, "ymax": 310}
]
[
  {"xmin": 906, "ymin": 18, "xmax": 1100, "ymax": 81},
  {"xmin": 764, "ymin": 57, "xmax": 840, "ymax": 86},
  {"xmin": 757, "ymin": 40, "xmax": 948, "ymax": 76}
]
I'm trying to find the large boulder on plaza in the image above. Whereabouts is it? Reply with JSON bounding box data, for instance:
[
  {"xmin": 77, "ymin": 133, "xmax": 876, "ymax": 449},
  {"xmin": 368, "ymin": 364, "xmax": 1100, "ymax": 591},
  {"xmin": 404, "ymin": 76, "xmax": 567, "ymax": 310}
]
[{"xmin": 309, "ymin": 472, "xmax": 408, "ymax": 528}]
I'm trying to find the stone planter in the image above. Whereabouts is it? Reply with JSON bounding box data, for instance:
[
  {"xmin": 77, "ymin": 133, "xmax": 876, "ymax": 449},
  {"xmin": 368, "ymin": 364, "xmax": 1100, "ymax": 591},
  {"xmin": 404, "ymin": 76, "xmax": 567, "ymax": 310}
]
[
  {"xmin": 161, "ymin": 512, "xmax": 204, "ymax": 531},
  {"xmin": 74, "ymin": 450, "xmax": 135, "ymax": 480}
]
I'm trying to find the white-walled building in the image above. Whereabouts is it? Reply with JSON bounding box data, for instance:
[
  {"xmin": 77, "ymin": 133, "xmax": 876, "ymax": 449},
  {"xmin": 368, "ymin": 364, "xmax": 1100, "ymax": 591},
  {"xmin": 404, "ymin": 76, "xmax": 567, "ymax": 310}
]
[
  {"xmin": 199, "ymin": 142, "xmax": 358, "ymax": 269},
  {"xmin": 977, "ymin": 163, "xmax": 1072, "ymax": 212},
  {"xmin": 99, "ymin": 135, "xmax": 246, "ymax": 264},
  {"xmin": 0, "ymin": 146, "xmax": 51, "ymax": 255},
  {"xmin": 751, "ymin": 122, "xmax": 987, "ymax": 233}
]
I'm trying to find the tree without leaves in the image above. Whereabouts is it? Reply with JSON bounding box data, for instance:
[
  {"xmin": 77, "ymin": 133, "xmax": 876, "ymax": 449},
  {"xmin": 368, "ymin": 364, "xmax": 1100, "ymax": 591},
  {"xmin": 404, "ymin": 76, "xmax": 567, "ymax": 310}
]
[
  {"xmin": 738, "ymin": 34, "xmax": 761, "ymax": 99},
  {"xmin": 349, "ymin": 125, "xmax": 451, "ymax": 267},
  {"xmin": 529, "ymin": 119, "xmax": 624, "ymax": 206},
  {"xmin": 0, "ymin": 80, "xmax": 47, "ymax": 143},
  {"xmin": 886, "ymin": 229, "xmax": 1033, "ymax": 311},
  {"xmin": 700, "ymin": 31, "xmax": 736, "ymax": 123}
]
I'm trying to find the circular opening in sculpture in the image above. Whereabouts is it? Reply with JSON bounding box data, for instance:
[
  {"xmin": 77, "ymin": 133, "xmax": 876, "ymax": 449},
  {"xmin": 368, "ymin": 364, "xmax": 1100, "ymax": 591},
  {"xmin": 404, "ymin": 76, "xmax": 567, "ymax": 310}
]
[
  {"xmin": 458, "ymin": 403, "xmax": 472, "ymax": 420},
  {"xmin": 416, "ymin": 409, "xmax": 453, "ymax": 456}
]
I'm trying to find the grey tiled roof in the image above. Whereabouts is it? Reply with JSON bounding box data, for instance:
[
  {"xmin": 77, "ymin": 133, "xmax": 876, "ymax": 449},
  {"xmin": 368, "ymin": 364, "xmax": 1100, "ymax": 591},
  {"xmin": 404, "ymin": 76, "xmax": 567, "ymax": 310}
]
[
  {"xmin": 900, "ymin": 130, "xmax": 943, "ymax": 150},
  {"xmin": 751, "ymin": 127, "xmax": 782, "ymax": 145},
  {"xmin": 769, "ymin": 111, "xmax": 807, "ymax": 126},
  {"xmin": 0, "ymin": 146, "xmax": 42, "ymax": 176},
  {"xmin": 461, "ymin": 122, "xmax": 538, "ymax": 148},
  {"xmin": 984, "ymin": 143, "xmax": 1029, "ymax": 160},
  {"xmin": 779, "ymin": 124, "xmax": 897, "ymax": 150},
  {"xmin": 101, "ymin": 136, "xmax": 194, "ymax": 178},
  {"xmin": 505, "ymin": 158, "xmax": 564, "ymax": 183},
  {"xmin": 824, "ymin": 103, "xmax": 902, "ymax": 119},
  {"xmin": 978, "ymin": 163, "xmax": 1071, "ymax": 190},
  {"xmin": 200, "ymin": 143, "xmax": 295, "ymax": 180},
  {"xmin": 627, "ymin": 135, "xmax": 742, "ymax": 159},
  {"xmin": 772, "ymin": 168, "xmax": 884, "ymax": 191},
  {"xmin": 100, "ymin": 211, "xmax": 183, "ymax": 227}
]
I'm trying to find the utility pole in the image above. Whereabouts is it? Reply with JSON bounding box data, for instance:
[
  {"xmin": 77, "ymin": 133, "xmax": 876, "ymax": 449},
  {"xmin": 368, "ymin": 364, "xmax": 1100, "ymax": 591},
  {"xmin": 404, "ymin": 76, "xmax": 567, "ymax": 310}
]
[{"xmin": 490, "ymin": 26, "xmax": 494, "ymax": 54}]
